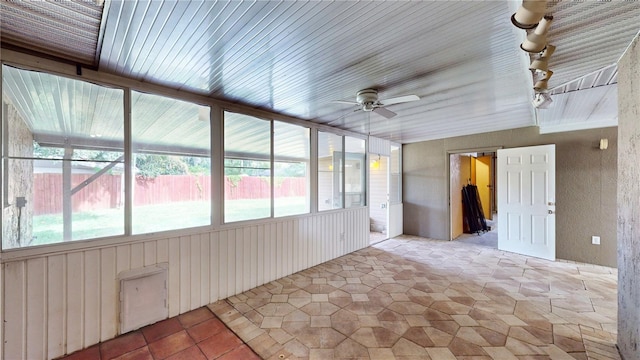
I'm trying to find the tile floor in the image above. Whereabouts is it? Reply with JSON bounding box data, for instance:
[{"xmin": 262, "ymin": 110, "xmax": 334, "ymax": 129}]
[
  {"xmin": 59, "ymin": 307, "xmax": 260, "ymax": 360},
  {"xmin": 211, "ymin": 235, "xmax": 619, "ymax": 359},
  {"xmin": 455, "ymin": 218, "xmax": 498, "ymax": 248},
  {"xmin": 60, "ymin": 235, "xmax": 619, "ymax": 360}
]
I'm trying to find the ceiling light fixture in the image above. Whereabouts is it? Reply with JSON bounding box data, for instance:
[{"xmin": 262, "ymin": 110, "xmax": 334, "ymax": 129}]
[
  {"xmin": 521, "ymin": 15, "xmax": 553, "ymax": 53},
  {"xmin": 532, "ymin": 92, "xmax": 553, "ymax": 109},
  {"xmin": 533, "ymin": 70, "xmax": 554, "ymax": 92},
  {"xmin": 599, "ymin": 138, "xmax": 609, "ymax": 150},
  {"xmin": 529, "ymin": 44, "xmax": 556, "ymax": 72},
  {"xmin": 511, "ymin": 0, "xmax": 548, "ymax": 29}
]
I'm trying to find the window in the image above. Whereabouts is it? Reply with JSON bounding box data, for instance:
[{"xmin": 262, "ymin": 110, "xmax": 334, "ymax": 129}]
[
  {"xmin": 318, "ymin": 132, "xmax": 343, "ymax": 211},
  {"xmin": 274, "ymin": 121, "xmax": 310, "ymax": 217},
  {"xmin": 224, "ymin": 112, "xmax": 271, "ymax": 222},
  {"xmin": 2, "ymin": 65, "xmax": 124, "ymax": 249},
  {"xmin": 344, "ymin": 136, "xmax": 366, "ymax": 208},
  {"xmin": 1, "ymin": 65, "xmax": 358, "ymax": 250},
  {"xmin": 131, "ymin": 91, "xmax": 211, "ymax": 234}
]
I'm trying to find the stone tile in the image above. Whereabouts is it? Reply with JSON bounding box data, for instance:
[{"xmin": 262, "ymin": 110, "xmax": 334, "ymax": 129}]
[
  {"xmin": 372, "ymin": 327, "xmax": 402, "ymax": 347},
  {"xmin": 217, "ymin": 344, "xmax": 261, "ymax": 360},
  {"xmin": 100, "ymin": 331, "xmax": 147, "ymax": 360},
  {"xmin": 482, "ymin": 346, "xmax": 520, "ymax": 360},
  {"xmin": 271, "ymin": 294, "xmax": 289, "ymax": 303},
  {"xmin": 178, "ymin": 308, "xmax": 214, "ymax": 328},
  {"xmin": 310, "ymin": 348, "xmax": 335, "ymax": 360},
  {"xmin": 368, "ymin": 348, "xmax": 395, "ymax": 360},
  {"xmin": 312, "ymin": 293, "xmax": 329, "ymax": 302},
  {"xmin": 504, "ymin": 336, "xmax": 547, "ymax": 356},
  {"xmin": 448, "ymin": 336, "xmax": 489, "ymax": 356},
  {"xmin": 425, "ymin": 347, "xmax": 458, "ymax": 360},
  {"xmin": 451, "ymin": 314, "xmax": 480, "ymax": 326},
  {"xmin": 392, "ymin": 338, "xmax": 429, "ymax": 357},
  {"xmin": 359, "ymin": 315, "xmax": 382, "ymax": 327},
  {"xmin": 350, "ymin": 328, "xmax": 379, "ymax": 347},
  {"xmin": 247, "ymin": 333, "xmax": 281, "ymax": 359},
  {"xmin": 164, "ymin": 345, "xmax": 206, "ymax": 360},
  {"xmin": 199, "ymin": 237, "xmax": 618, "ymax": 360},
  {"xmin": 553, "ymin": 334, "xmax": 586, "ymax": 353},
  {"xmin": 456, "ymin": 327, "xmax": 493, "ymax": 347},
  {"xmin": 498, "ymin": 314, "xmax": 529, "ymax": 326},
  {"xmin": 402, "ymin": 327, "xmax": 435, "ymax": 347},
  {"xmin": 148, "ymin": 331, "xmax": 195, "ymax": 359},
  {"xmin": 311, "ymin": 315, "xmax": 332, "ymax": 328},
  {"xmin": 429, "ymin": 320, "xmax": 459, "ymax": 336},
  {"xmin": 112, "ymin": 346, "xmax": 153, "ymax": 360},
  {"xmin": 334, "ymin": 338, "xmax": 369, "ymax": 358},
  {"xmin": 387, "ymin": 302, "xmax": 427, "ymax": 315},
  {"xmin": 141, "ymin": 318, "xmax": 183, "ymax": 343},
  {"xmin": 186, "ymin": 317, "xmax": 227, "ymax": 343},
  {"xmin": 475, "ymin": 326, "xmax": 508, "ymax": 346},
  {"xmin": 301, "ymin": 301, "xmax": 340, "ymax": 316},
  {"xmin": 332, "ymin": 320, "xmax": 361, "ymax": 337},
  {"xmin": 352, "ymin": 293, "xmax": 370, "ymax": 302},
  {"xmin": 283, "ymin": 339, "xmax": 309, "ymax": 358},
  {"xmin": 257, "ymin": 303, "xmax": 296, "ymax": 317},
  {"xmin": 261, "ymin": 316, "xmax": 284, "ymax": 329}
]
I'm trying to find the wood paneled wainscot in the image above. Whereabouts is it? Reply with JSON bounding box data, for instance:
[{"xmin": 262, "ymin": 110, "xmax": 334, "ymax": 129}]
[{"xmin": 1, "ymin": 207, "xmax": 369, "ymax": 360}]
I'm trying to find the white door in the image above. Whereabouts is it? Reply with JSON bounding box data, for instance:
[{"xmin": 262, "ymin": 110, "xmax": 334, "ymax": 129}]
[{"xmin": 497, "ymin": 145, "xmax": 556, "ymax": 260}]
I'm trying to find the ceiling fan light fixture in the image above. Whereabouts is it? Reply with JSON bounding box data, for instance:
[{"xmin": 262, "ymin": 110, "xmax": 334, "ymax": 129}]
[
  {"xmin": 520, "ymin": 15, "xmax": 553, "ymax": 53},
  {"xmin": 362, "ymin": 102, "xmax": 375, "ymax": 112},
  {"xmin": 511, "ymin": 0, "xmax": 548, "ymax": 29},
  {"xmin": 333, "ymin": 88, "xmax": 418, "ymax": 119}
]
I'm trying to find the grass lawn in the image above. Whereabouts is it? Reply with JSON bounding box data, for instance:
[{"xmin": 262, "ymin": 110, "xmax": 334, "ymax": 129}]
[{"xmin": 29, "ymin": 197, "xmax": 308, "ymax": 247}]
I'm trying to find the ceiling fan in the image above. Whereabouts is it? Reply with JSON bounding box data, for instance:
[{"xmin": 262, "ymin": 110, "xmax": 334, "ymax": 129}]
[{"xmin": 333, "ymin": 88, "xmax": 420, "ymax": 119}]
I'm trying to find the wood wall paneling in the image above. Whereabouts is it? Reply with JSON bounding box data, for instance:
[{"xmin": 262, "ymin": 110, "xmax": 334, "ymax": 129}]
[{"xmin": 2, "ymin": 208, "xmax": 368, "ymax": 359}]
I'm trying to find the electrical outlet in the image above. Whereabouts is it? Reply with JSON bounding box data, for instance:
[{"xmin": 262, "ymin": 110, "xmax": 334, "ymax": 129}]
[{"xmin": 592, "ymin": 236, "xmax": 601, "ymax": 245}]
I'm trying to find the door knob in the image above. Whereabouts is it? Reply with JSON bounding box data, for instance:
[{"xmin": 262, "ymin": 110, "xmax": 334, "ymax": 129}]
[{"xmin": 548, "ymin": 210, "xmax": 554, "ymax": 214}]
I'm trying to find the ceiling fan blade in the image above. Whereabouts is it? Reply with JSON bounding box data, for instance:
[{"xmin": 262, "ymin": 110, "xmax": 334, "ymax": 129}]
[
  {"xmin": 380, "ymin": 94, "xmax": 420, "ymax": 106},
  {"xmin": 332, "ymin": 100, "xmax": 359, "ymax": 105},
  {"xmin": 373, "ymin": 107, "xmax": 397, "ymax": 119}
]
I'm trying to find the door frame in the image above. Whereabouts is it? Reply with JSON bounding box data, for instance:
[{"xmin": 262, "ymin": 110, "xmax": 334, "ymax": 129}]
[
  {"xmin": 446, "ymin": 147, "xmax": 501, "ymax": 240},
  {"xmin": 368, "ymin": 153, "xmax": 389, "ymax": 241}
]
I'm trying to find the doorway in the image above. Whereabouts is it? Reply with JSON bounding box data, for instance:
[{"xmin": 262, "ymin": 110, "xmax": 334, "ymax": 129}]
[
  {"xmin": 369, "ymin": 154, "xmax": 388, "ymax": 244},
  {"xmin": 449, "ymin": 151, "xmax": 497, "ymax": 247}
]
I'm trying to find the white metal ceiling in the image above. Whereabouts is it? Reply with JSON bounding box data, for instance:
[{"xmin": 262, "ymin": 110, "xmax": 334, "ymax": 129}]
[
  {"xmin": 1, "ymin": 1, "xmax": 639, "ymax": 143},
  {"xmin": 0, "ymin": 0, "xmax": 104, "ymax": 65}
]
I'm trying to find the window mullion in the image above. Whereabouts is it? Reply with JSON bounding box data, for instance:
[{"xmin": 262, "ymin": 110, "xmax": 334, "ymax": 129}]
[
  {"xmin": 124, "ymin": 88, "xmax": 132, "ymax": 235},
  {"xmin": 270, "ymin": 120, "xmax": 275, "ymax": 218}
]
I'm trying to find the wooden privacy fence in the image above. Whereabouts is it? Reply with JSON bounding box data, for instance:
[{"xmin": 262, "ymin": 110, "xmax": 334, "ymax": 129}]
[{"xmin": 33, "ymin": 174, "xmax": 306, "ymax": 215}]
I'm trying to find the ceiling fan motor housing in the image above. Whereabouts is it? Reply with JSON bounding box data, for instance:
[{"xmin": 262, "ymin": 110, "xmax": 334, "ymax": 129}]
[{"xmin": 356, "ymin": 89, "xmax": 379, "ymax": 111}]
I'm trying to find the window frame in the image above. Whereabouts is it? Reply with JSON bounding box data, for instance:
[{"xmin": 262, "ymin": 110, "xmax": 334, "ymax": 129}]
[
  {"xmin": 0, "ymin": 57, "xmax": 367, "ymax": 256},
  {"xmin": 222, "ymin": 111, "xmax": 313, "ymax": 223}
]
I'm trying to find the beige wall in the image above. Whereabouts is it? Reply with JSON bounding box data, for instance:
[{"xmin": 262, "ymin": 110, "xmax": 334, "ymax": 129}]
[
  {"xmin": 475, "ymin": 156, "xmax": 492, "ymax": 220},
  {"xmin": 617, "ymin": 34, "xmax": 640, "ymax": 359},
  {"xmin": 404, "ymin": 126, "xmax": 617, "ymax": 267}
]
